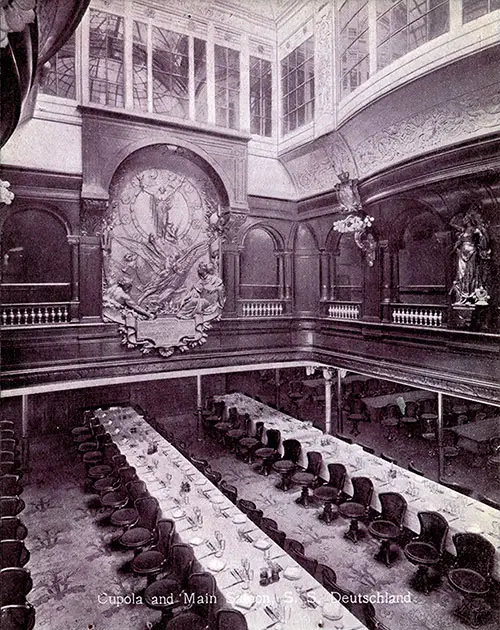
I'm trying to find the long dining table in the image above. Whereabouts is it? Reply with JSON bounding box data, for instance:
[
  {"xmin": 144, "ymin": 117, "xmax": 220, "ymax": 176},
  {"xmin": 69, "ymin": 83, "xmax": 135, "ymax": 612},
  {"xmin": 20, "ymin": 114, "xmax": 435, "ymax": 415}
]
[
  {"xmin": 94, "ymin": 405, "xmax": 368, "ymax": 630},
  {"xmin": 217, "ymin": 393, "xmax": 500, "ymax": 578}
]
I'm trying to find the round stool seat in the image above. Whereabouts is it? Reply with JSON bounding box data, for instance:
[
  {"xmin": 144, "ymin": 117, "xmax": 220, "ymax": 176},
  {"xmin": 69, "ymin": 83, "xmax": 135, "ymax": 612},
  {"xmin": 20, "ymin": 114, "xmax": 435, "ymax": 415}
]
[
  {"xmin": 144, "ymin": 578, "xmax": 182, "ymax": 610},
  {"xmin": 291, "ymin": 471, "xmax": 315, "ymax": 486},
  {"xmin": 255, "ymin": 447, "xmax": 277, "ymax": 459},
  {"xmin": 110, "ymin": 507, "xmax": 138, "ymax": 528},
  {"xmin": 382, "ymin": 418, "xmax": 399, "ymax": 427},
  {"xmin": 443, "ymin": 446, "xmax": 459, "ymax": 458},
  {"xmin": 448, "ymin": 568, "xmax": 489, "ymax": 596},
  {"xmin": 401, "ymin": 417, "xmax": 418, "ymax": 425},
  {"xmin": 78, "ymin": 442, "xmax": 98, "ymax": 453},
  {"xmin": 314, "ymin": 486, "xmax": 339, "ymax": 502},
  {"xmin": 368, "ymin": 520, "xmax": 399, "ymax": 540},
  {"xmin": 239, "ymin": 437, "xmax": 258, "ymax": 449},
  {"xmin": 101, "ymin": 489, "xmax": 128, "ymax": 509},
  {"xmin": 273, "ymin": 459, "xmax": 295, "ymax": 473},
  {"xmin": 93, "ymin": 476, "xmax": 120, "ymax": 494},
  {"xmin": 120, "ymin": 526, "xmax": 152, "ymax": 548},
  {"xmin": 339, "ymin": 502, "xmax": 365, "ymax": 520},
  {"xmin": 404, "ymin": 541, "xmax": 439, "ymax": 566},
  {"xmin": 214, "ymin": 422, "xmax": 232, "ymax": 432},
  {"xmin": 73, "ymin": 429, "xmax": 93, "ymax": 442},
  {"xmin": 163, "ymin": 611, "xmax": 208, "ymax": 630},
  {"xmin": 87, "ymin": 464, "xmax": 113, "ymax": 479},
  {"xmin": 131, "ymin": 549, "xmax": 164, "ymax": 574},
  {"xmin": 226, "ymin": 429, "xmax": 246, "ymax": 440},
  {"xmin": 83, "ymin": 451, "xmax": 103, "ymax": 465}
]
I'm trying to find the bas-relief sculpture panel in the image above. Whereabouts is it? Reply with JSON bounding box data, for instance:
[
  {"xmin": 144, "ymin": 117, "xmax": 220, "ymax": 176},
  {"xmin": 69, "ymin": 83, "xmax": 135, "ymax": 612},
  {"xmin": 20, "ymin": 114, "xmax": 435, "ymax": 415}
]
[
  {"xmin": 282, "ymin": 131, "xmax": 357, "ymax": 199},
  {"xmin": 352, "ymin": 83, "xmax": 500, "ymax": 178},
  {"xmin": 102, "ymin": 145, "xmax": 226, "ymax": 357}
]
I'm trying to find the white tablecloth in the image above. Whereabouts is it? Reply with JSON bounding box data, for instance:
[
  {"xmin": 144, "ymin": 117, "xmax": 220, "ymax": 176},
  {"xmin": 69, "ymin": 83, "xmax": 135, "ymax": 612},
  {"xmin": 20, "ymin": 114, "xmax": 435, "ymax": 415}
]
[
  {"xmin": 95, "ymin": 406, "xmax": 367, "ymax": 630},
  {"xmin": 218, "ymin": 394, "xmax": 500, "ymax": 577}
]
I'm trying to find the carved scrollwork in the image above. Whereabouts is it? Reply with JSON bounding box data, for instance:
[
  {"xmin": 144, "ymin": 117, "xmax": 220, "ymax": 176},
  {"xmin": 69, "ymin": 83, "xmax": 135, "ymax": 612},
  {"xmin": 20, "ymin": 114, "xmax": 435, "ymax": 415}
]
[{"xmin": 81, "ymin": 198, "xmax": 108, "ymax": 237}]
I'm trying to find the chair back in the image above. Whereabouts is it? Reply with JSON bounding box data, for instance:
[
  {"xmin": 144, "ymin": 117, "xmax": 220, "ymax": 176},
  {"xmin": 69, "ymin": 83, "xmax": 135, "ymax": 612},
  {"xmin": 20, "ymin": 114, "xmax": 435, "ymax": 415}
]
[
  {"xmin": 0, "ymin": 568, "xmax": 32, "ymax": 606},
  {"xmin": 349, "ymin": 398, "xmax": 366, "ymax": 415},
  {"xmin": 0, "ymin": 498, "xmax": 25, "ymax": 518},
  {"xmin": 254, "ymin": 422, "xmax": 264, "ymax": 442},
  {"xmin": 365, "ymin": 378, "xmax": 380, "ymax": 396},
  {"xmin": 241, "ymin": 413, "xmax": 251, "ymax": 434},
  {"xmin": 452, "ymin": 533, "xmax": 495, "ymax": 579},
  {"xmin": 359, "ymin": 444, "xmax": 375, "ymax": 454},
  {"xmin": 405, "ymin": 402, "xmax": 419, "ymax": 418},
  {"xmin": 157, "ymin": 519, "xmax": 175, "ymax": 557},
  {"xmin": 351, "ymin": 477, "xmax": 373, "ymax": 509},
  {"xmin": 384, "ymin": 405, "xmax": 401, "ymax": 420},
  {"xmin": 417, "ymin": 512, "xmax": 448, "ymax": 555},
  {"xmin": 170, "ymin": 544, "xmax": 195, "ymax": 585},
  {"xmin": 266, "ymin": 429, "xmax": 281, "ymax": 450},
  {"xmin": 261, "ymin": 518, "xmax": 286, "ymax": 547},
  {"xmin": 112, "ymin": 454, "xmax": 127, "ymax": 469},
  {"xmin": 0, "ymin": 430, "xmax": 15, "ymax": 440},
  {"xmin": 319, "ymin": 564, "xmax": 337, "ymax": 589},
  {"xmin": 0, "ymin": 441, "xmax": 16, "ymax": 454},
  {"xmin": 0, "ymin": 476, "xmax": 22, "ymax": 497},
  {"xmin": 305, "ymin": 451, "xmax": 322, "ymax": 477},
  {"xmin": 127, "ymin": 480, "xmax": 148, "ymax": 502},
  {"xmin": 186, "ymin": 572, "xmax": 217, "ymax": 620},
  {"xmin": 237, "ymin": 499, "xmax": 262, "ymax": 526},
  {"xmin": 219, "ymin": 480, "xmax": 237, "ymax": 504},
  {"xmin": 327, "ymin": 463, "xmax": 346, "ymax": 491},
  {"xmin": 0, "ymin": 462, "xmax": 16, "ymax": 477},
  {"xmin": 213, "ymin": 400, "xmax": 225, "ymax": 419},
  {"xmin": 286, "ymin": 539, "xmax": 317, "ymax": 575},
  {"xmin": 135, "ymin": 496, "xmax": 160, "ymax": 531},
  {"xmin": 282, "ymin": 439, "xmax": 301, "ymax": 463},
  {"xmin": 408, "ymin": 463, "xmax": 424, "ymax": 476},
  {"xmin": 363, "ymin": 602, "xmax": 393, "ymax": 630},
  {"xmin": 0, "ymin": 422, "xmax": 14, "ymax": 431},
  {"xmin": 285, "ymin": 538, "xmax": 304, "ymax": 557},
  {"xmin": 102, "ymin": 443, "xmax": 120, "ymax": 464},
  {"xmin": 190, "ymin": 456, "xmax": 208, "ymax": 473},
  {"xmin": 205, "ymin": 468, "xmax": 222, "ymax": 486},
  {"xmin": 379, "ymin": 493, "xmax": 407, "ymax": 527},
  {"xmin": 380, "ymin": 453, "xmax": 397, "ymax": 464},
  {"xmin": 216, "ymin": 608, "xmax": 249, "ymax": 630},
  {"xmin": 0, "ymin": 518, "xmax": 27, "ymax": 542},
  {"xmin": 322, "ymin": 577, "xmax": 354, "ymax": 611},
  {"xmin": 0, "ymin": 603, "xmax": 36, "ymax": 630},
  {"xmin": 0, "ymin": 541, "xmax": 30, "ymax": 569},
  {"xmin": 336, "ymin": 434, "xmax": 352, "ymax": 444},
  {"xmin": 118, "ymin": 466, "xmax": 137, "ymax": 485}
]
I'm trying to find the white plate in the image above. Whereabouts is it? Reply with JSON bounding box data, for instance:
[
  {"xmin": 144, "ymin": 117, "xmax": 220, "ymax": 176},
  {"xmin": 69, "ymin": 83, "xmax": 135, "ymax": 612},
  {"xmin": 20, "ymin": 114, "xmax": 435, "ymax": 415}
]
[
  {"xmin": 210, "ymin": 495, "xmax": 225, "ymax": 505},
  {"xmin": 254, "ymin": 539, "xmax": 272, "ymax": 551},
  {"xmin": 206, "ymin": 558, "xmax": 226, "ymax": 572},
  {"xmin": 189, "ymin": 537, "xmax": 205, "ymax": 546},
  {"xmin": 172, "ymin": 509, "xmax": 185, "ymax": 519},
  {"xmin": 232, "ymin": 514, "xmax": 247, "ymax": 525},
  {"xmin": 322, "ymin": 602, "xmax": 343, "ymax": 621},
  {"xmin": 194, "ymin": 478, "xmax": 207, "ymax": 486},
  {"xmin": 283, "ymin": 566, "xmax": 301, "ymax": 580},
  {"xmin": 234, "ymin": 593, "xmax": 255, "ymax": 610}
]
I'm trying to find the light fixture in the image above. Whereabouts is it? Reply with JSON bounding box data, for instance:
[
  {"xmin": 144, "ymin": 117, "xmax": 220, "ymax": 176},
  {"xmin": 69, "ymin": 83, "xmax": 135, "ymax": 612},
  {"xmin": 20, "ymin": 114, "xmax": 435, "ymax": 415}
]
[{"xmin": 333, "ymin": 171, "xmax": 376, "ymax": 266}]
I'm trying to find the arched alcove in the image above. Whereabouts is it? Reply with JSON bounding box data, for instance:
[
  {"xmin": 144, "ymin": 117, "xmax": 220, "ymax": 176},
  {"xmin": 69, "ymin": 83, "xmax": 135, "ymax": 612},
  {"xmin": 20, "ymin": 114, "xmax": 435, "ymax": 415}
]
[
  {"xmin": 1, "ymin": 209, "xmax": 72, "ymax": 304},
  {"xmin": 294, "ymin": 224, "xmax": 319, "ymax": 313},
  {"xmin": 240, "ymin": 227, "xmax": 280, "ymax": 299},
  {"xmin": 333, "ymin": 234, "xmax": 363, "ymax": 301},
  {"xmin": 398, "ymin": 210, "xmax": 447, "ymax": 305}
]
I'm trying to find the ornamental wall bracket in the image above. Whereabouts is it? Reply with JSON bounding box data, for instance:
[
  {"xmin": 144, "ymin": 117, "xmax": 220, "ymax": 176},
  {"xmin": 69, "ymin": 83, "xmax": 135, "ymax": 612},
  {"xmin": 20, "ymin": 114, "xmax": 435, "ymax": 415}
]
[{"xmin": 0, "ymin": 179, "xmax": 14, "ymax": 205}]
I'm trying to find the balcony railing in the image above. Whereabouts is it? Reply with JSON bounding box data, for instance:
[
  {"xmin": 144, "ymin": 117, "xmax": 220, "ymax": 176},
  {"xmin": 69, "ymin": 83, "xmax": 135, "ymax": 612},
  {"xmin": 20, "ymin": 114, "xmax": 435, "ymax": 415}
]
[
  {"xmin": 390, "ymin": 304, "xmax": 447, "ymax": 328},
  {"xmin": 1, "ymin": 303, "xmax": 72, "ymax": 326},
  {"xmin": 239, "ymin": 300, "xmax": 286, "ymax": 318},
  {"xmin": 325, "ymin": 302, "xmax": 361, "ymax": 320}
]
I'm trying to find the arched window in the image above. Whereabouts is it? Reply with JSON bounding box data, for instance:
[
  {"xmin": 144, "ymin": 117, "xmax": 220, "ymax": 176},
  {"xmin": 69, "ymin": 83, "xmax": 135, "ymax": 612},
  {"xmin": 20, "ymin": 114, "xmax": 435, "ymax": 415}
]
[
  {"xmin": 240, "ymin": 227, "xmax": 279, "ymax": 299},
  {"xmin": 1, "ymin": 209, "xmax": 71, "ymax": 304},
  {"xmin": 398, "ymin": 211, "xmax": 446, "ymax": 304},
  {"xmin": 333, "ymin": 234, "xmax": 363, "ymax": 301}
]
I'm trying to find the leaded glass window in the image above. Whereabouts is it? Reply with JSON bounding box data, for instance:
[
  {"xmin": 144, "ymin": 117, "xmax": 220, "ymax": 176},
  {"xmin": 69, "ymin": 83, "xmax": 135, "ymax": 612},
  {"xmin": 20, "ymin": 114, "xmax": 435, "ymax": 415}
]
[
  {"xmin": 89, "ymin": 9, "xmax": 125, "ymax": 107},
  {"xmin": 250, "ymin": 56, "xmax": 272, "ymax": 136},
  {"xmin": 281, "ymin": 37, "xmax": 314, "ymax": 135},
  {"xmin": 40, "ymin": 33, "xmax": 76, "ymax": 99},
  {"xmin": 152, "ymin": 27, "xmax": 189, "ymax": 117},
  {"xmin": 215, "ymin": 44, "xmax": 240, "ymax": 129},
  {"xmin": 133, "ymin": 21, "xmax": 148, "ymax": 111},
  {"xmin": 338, "ymin": 0, "xmax": 369, "ymax": 98}
]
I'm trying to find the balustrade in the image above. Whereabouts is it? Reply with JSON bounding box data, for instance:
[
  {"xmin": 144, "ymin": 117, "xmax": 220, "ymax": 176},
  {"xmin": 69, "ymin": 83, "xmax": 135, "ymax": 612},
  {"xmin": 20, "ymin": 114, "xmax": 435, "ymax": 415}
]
[
  {"xmin": 240, "ymin": 301, "xmax": 285, "ymax": 318},
  {"xmin": 325, "ymin": 302, "xmax": 360, "ymax": 320},
  {"xmin": 1, "ymin": 303, "xmax": 71, "ymax": 326},
  {"xmin": 391, "ymin": 304, "xmax": 446, "ymax": 328}
]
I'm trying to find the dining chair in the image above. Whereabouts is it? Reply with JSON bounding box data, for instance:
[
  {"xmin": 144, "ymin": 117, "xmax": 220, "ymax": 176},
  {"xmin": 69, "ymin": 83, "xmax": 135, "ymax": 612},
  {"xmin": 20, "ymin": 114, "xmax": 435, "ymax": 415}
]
[
  {"xmin": 164, "ymin": 572, "xmax": 217, "ymax": 630},
  {"xmin": 216, "ymin": 608, "xmax": 249, "ymax": 630},
  {"xmin": 368, "ymin": 492, "xmax": 407, "ymax": 567},
  {"xmin": 0, "ymin": 497, "xmax": 25, "ymax": 518},
  {"xmin": 119, "ymin": 496, "xmax": 160, "ymax": 553},
  {"xmin": 237, "ymin": 499, "xmax": 263, "ymax": 526},
  {"xmin": 0, "ymin": 517, "xmax": 28, "ymax": 542},
  {"xmin": 131, "ymin": 519, "xmax": 175, "ymax": 584},
  {"xmin": 0, "ymin": 540, "xmax": 30, "ymax": 569},
  {"xmin": 0, "ymin": 567, "xmax": 32, "ymax": 606},
  {"xmin": 404, "ymin": 511, "xmax": 448, "ymax": 594},
  {"xmin": 273, "ymin": 439, "xmax": 302, "ymax": 491},
  {"xmin": 219, "ymin": 480, "xmax": 238, "ymax": 504},
  {"xmin": 0, "ymin": 603, "xmax": 36, "ymax": 630}
]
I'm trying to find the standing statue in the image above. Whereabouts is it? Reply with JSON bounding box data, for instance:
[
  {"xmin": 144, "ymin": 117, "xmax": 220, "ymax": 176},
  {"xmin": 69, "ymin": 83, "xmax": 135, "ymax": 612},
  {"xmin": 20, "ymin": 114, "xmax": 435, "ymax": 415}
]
[{"xmin": 450, "ymin": 207, "xmax": 491, "ymax": 306}]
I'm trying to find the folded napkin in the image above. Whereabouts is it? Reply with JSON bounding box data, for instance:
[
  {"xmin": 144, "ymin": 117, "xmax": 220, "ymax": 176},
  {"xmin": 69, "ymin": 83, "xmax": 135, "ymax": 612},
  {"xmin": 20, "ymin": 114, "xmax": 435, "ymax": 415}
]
[{"xmin": 234, "ymin": 592, "xmax": 255, "ymax": 610}]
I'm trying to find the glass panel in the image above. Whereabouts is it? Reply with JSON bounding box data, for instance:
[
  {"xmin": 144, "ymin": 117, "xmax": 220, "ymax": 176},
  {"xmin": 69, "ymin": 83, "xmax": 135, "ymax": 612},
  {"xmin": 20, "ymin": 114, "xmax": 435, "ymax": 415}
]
[
  {"xmin": 40, "ymin": 33, "xmax": 76, "ymax": 99},
  {"xmin": 339, "ymin": 0, "xmax": 369, "ymax": 98},
  {"xmin": 249, "ymin": 56, "xmax": 272, "ymax": 136},
  {"xmin": 152, "ymin": 27, "xmax": 189, "ymax": 117},
  {"xmin": 89, "ymin": 10, "xmax": 124, "ymax": 107},
  {"xmin": 462, "ymin": 0, "xmax": 489, "ymax": 22},
  {"xmin": 215, "ymin": 44, "xmax": 240, "ymax": 129},
  {"xmin": 133, "ymin": 21, "xmax": 148, "ymax": 111},
  {"xmin": 280, "ymin": 36, "xmax": 314, "ymax": 135},
  {"xmin": 194, "ymin": 38, "xmax": 207, "ymax": 122}
]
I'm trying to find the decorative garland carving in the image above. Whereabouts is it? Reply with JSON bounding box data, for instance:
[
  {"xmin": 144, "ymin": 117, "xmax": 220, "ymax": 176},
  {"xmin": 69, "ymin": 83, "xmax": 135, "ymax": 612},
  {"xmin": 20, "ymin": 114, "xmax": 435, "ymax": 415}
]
[
  {"xmin": 353, "ymin": 84, "xmax": 500, "ymax": 177},
  {"xmin": 81, "ymin": 198, "xmax": 108, "ymax": 236}
]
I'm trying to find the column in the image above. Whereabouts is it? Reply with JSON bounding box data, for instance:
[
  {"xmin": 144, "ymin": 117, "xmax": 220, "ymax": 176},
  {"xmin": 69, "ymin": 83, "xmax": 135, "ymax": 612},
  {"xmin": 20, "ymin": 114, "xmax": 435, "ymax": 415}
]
[
  {"xmin": 124, "ymin": 6, "xmax": 133, "ymax": 110},
  {"xmin": 275, "ymin": 368, "xmax": 281, "ymax": 410},
  {"xmin": 221, "ymin": 241, "xmax": 239, "ymax": 315},
  {"xmin": 21, "ymin": 394, "xmax": 29, "ymax": 468},
  {"xmin": 367, "ymin": 0, "xmax": 378, "ymax": 76},
  {"xmin": 437, "ymin": 392, "xmax": 444, "ymax": 479},
  {"xmin": 188, "ymin": 36, "xmax": 195, "ymax": 121},
  {"xmin": 80, "ymin": 199, "xmax": 106, "ymax": 320},
  {"xmin": 196, "ymin": 374, "xmax": 203, "ymax": 434},
  {"xmin": 379, "ymin": 239, "xmax": 391, "ymax": 321},
  {"xmin": 320, "ymin": 249, "xmax": 329, "ymax": 302},
  {"xmin": 283, "ymin": 250, "xmax": 293, "ymax": 302},
  {"xmin": 207, "ymin": 23, "xmax": 215, "ymax": 125},
  {"xmin": 337, "ymin": 369, "xmax": 346, "ymax": 435},
  {"xmin": 323, "ymin": 368, "xmax": 333, "ymax": 434},
  {"xmin": 67, "ymin": 234, "xmax": 80, "ymax": 321},
  {"xmin": 277, "ymin": 253, "xmax": 285, "ymax": 300}
]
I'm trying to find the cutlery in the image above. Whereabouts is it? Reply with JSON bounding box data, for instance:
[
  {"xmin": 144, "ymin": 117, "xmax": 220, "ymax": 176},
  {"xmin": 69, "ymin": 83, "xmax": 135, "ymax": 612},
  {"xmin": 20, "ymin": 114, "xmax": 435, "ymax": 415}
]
[
  {"xmin": 198, "ymin": 551, "xmax": 217, "ymax": 560},
  {"xmin": 206, "ymin": 541, "xmax": 216, "ymax": 551}
]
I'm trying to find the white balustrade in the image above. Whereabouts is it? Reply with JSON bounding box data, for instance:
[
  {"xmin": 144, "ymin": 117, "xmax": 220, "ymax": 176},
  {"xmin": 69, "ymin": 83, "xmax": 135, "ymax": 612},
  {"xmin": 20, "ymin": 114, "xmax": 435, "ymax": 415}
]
[
  {"xmin": 241, "ymin": 301, "xmax": 284, "ymax": 317},
  {"xmin": 391, "ymin": 305, "xmax": 444, "ymax": 327},
  {"xmin": 326, "ymin": 302, "xmax": 360, "ymax": 320},
  {"xmin": 1, "ymin": 303, "xmax": 71, "ymax": 326}
]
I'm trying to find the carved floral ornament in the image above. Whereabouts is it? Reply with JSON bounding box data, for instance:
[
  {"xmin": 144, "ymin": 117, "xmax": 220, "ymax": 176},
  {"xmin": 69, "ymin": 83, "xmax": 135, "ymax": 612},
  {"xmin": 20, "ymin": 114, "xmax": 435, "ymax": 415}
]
[
  {"xmin": 332, "ymin": 171, "xmax": 376, "ymax": 267},
  {"xmin": 0, "ymin": 0, "xmax": 35, "ymax": 48},
  {"xmin": 0, "ymin": 179, "xmax": 14, "ymax": 204}
]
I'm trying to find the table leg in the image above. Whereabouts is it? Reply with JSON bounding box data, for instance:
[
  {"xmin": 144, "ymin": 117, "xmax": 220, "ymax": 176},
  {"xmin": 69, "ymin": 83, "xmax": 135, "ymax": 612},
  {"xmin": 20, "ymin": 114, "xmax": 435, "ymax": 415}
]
[
  {"xmin": 344, "ymin": 518, "xmax": 360, "ymax": 543},
  {"xmin": 374, "ymin": 540, "xmax": 394, "ymax": 567},
  {"xmin": 295, "ymin": 486, "xmax": 310, "ymax": 507}
]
